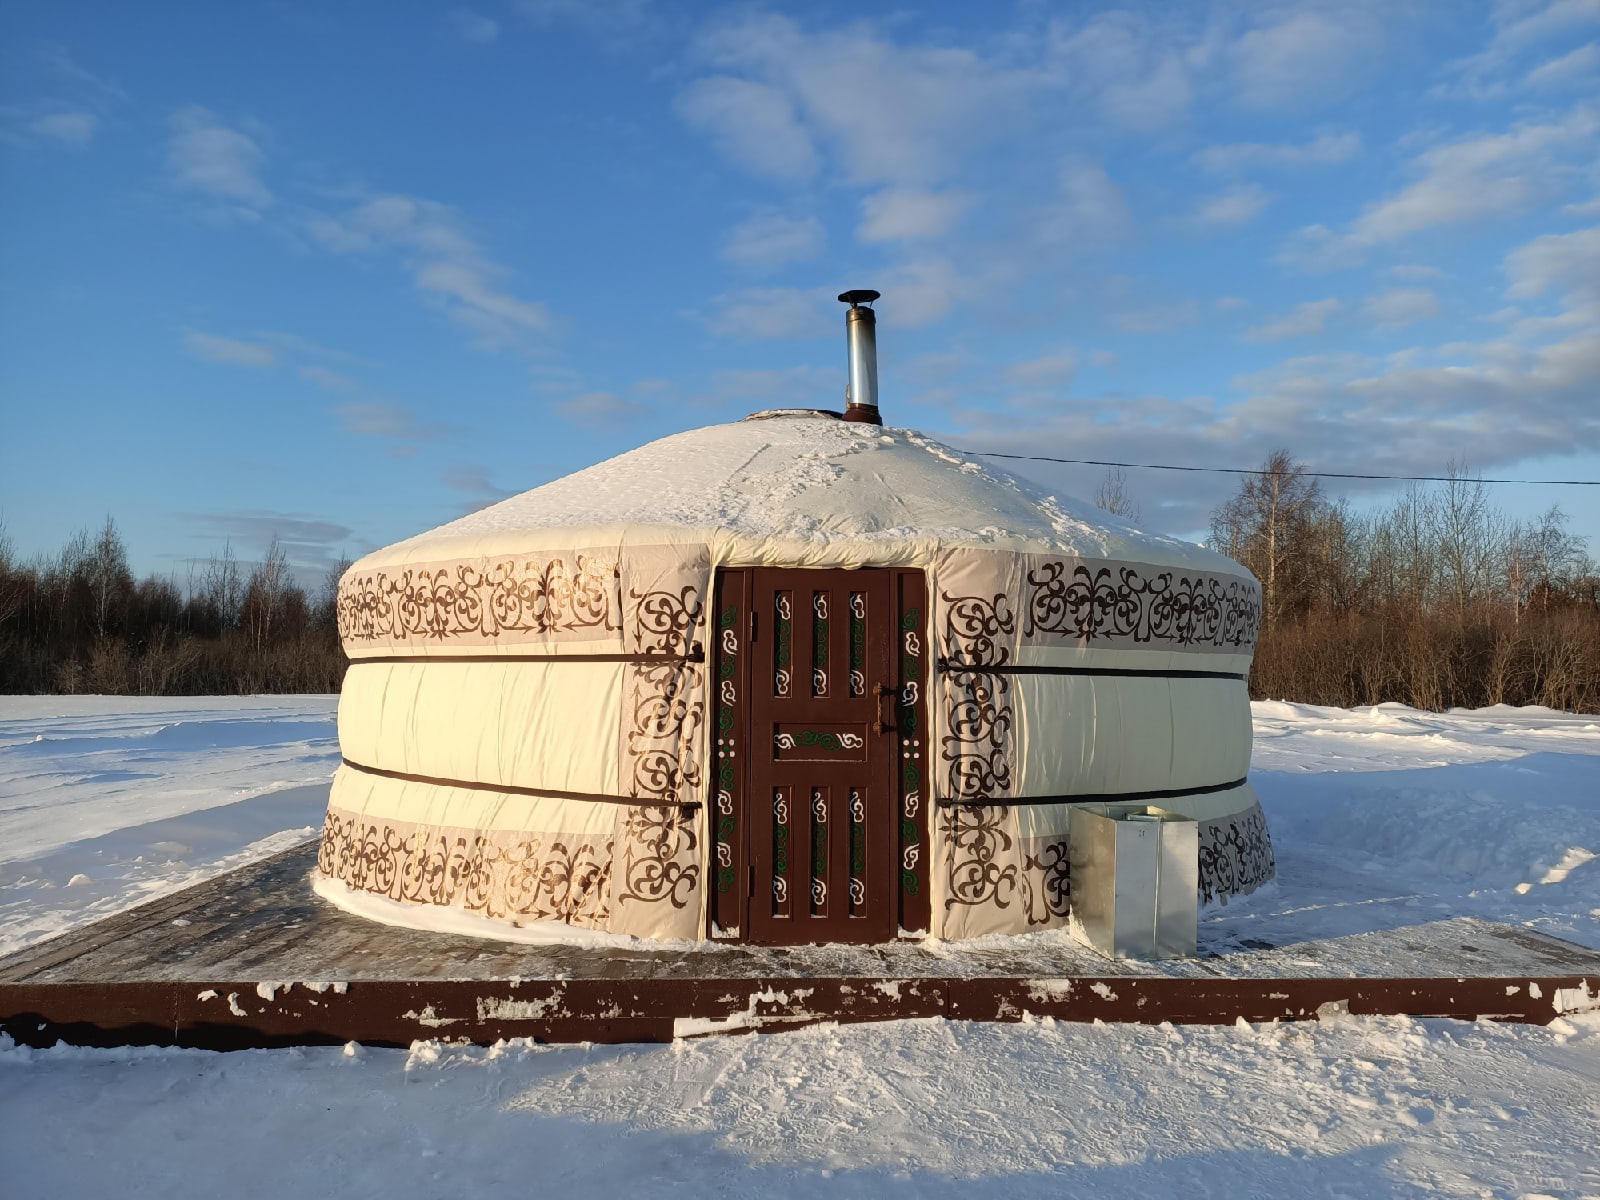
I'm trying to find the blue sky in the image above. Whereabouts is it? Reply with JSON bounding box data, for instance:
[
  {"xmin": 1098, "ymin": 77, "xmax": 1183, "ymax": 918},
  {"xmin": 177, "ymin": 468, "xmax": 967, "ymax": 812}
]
[{"xmin": 2, "ymin": 1, "xmax": 1598, "ymax": 584}]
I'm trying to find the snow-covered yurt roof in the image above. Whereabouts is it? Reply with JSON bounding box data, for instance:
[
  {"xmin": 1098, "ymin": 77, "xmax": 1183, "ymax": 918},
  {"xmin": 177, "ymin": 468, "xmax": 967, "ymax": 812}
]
[{"xmin": 355, "ymin": 413, "xmax": 1240, "ymax": 576}]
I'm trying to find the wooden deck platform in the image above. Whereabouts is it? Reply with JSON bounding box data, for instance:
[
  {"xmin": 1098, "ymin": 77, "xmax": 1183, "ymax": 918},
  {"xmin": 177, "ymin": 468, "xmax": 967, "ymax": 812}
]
[{"xmin": 2, "ymin": 840, "xmax": 1597, "ymax": 1049}]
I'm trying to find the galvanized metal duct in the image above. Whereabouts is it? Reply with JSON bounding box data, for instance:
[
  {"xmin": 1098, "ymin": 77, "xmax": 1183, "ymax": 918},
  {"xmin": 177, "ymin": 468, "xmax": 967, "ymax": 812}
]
[{"xmin": 838, "ymin": 289, "xmax": 881, "ymax": 425}]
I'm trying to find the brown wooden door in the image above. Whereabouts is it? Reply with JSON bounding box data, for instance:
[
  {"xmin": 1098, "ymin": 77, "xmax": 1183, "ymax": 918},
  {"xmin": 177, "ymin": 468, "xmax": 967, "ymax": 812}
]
[{"xmin": 746, "ymin": 568, "xmax": 896, "ymax": 944}]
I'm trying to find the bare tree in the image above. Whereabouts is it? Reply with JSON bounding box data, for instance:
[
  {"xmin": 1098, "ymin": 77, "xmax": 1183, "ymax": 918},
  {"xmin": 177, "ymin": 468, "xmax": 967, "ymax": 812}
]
[
  {"xmin": 1304, "ymin": 500, "xmax": 1368, "ymax": 614},
  {"xmin": 86, "ymin": 516, "xmax": 131, "ymax": 640},
  {"xmin": 1373, "ymin": 484, "xmax": 1436, "ymax": 615},
  {"xmin": 1506, "ymin": 506, "xmax": 1588, "ymax": 620},
  {"xmin": 0, "ymin": 517, "xmax": 21, "ymax": 630},
  {"xmin": 1431, "ymin": 463, "xmax": 1499, "ymax": 621},
  {"xmin": 1209, "ymin": 450, "xmax": 1325, "ymax": 627},
  {"xmin": 1093, "ymin": 467, "xmax": 1141, "ymax": 523},
  {"xmin": 313, "ymin": 553, "xmax": 352, "ymax": 635},
  {"xmin": 243, "ymin": 535, "xmax": 291, "ymax": 652},
  {"xmin": 200, "ymin": 542, "xmax": 244, "ymax": 632}
]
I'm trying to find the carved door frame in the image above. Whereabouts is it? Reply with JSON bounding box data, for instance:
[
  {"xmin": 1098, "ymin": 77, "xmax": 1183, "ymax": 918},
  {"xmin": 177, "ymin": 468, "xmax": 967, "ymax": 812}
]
[{"xmin": 707, "ymin": 566, "xmax": 930, "ymax": 944}]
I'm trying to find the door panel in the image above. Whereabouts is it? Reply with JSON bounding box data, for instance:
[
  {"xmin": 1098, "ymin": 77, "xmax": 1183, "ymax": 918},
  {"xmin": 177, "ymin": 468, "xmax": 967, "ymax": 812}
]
[{"xmin": 748, "ymin": 568, "xmax": 895, "ymax": 944}]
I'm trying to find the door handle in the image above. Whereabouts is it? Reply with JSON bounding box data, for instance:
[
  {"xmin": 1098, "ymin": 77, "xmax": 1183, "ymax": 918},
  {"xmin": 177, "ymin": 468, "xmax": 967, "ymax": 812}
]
[{"xmin": 874, "ymin": 683, "xmax": 896, "ymax": 734}]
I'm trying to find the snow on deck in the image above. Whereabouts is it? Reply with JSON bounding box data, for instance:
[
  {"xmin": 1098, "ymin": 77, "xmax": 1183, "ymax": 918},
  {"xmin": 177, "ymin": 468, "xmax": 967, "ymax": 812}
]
[{"xmin": 2, "ymin": 696, "xmax": 1599, "ymax": 1197}]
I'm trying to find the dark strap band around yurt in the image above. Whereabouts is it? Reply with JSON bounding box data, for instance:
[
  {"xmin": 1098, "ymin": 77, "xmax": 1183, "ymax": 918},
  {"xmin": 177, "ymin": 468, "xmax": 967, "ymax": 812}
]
[
  {"xmin": 340, "ymin": 757, "xmax": 701, "ymax": 809},
  {"xmin": 936, "ymin": 659, "xmax": 1245, "ymax": 681},
  {"xmin": 346, "ymin": 645, "xmax": 705, "ymax": 667},
  {"xmin": 936, "ymin": 776, "xmax": 1250, "ymax": 809}
]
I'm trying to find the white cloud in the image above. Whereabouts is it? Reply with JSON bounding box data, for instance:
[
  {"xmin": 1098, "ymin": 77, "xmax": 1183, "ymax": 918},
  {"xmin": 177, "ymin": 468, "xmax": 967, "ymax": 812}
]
[
  {"xmin": 966, "ymin": 302, "xmax": 1600, "ymax": 535},
  {"xmin": 1215, "ymin": 296, "xmax": 1248, "ymax": 311},
  {"xmin": 1192, "ymin": 131, "xmax": 1360, "ymax": 173},
  {"xmin": 449, "ymin": 9, "xmax": 500, "ymax": 44},
  {"xmin": 1039, "ymin": 161, "xmax": 1131, "ymax": 245},
  {"xmin": 876, "ymin": 258, "xmax": 962, "ymax": 329},
  {"xmin": 1046, "ymin": 13, "xmax": 1195, "ymax": 132},
  {"xmin": 183, "ymin": 510, "xmax": 357, "ymax": 582},
  {"xmin": 1189, "ymin": 183, "xmax": 1272, "ymax": 228},
  {"xmin": 31, "ymin": 111, "xmax": 97, "ymax": 144},
  {"xmin": 255, "ymin": 331, "xmax": 375, "ymax": 366},
  {"xmin": 1442, "ymin": 0, "xmax": 1600, "ymax": 98},
  {"xmin": 1004, "ymin": 354, "xmax": 1077, "ymax": 386},
  {"xmin": 2, "ymin": 51, "xmax": 119, "ymax": 147},
  {"xmin": 1387, "ymin": 264, "xmax": 1446, "ymax": 281},
  {"xmin": 515, "ymin": 0, "xmax": 653, "ymax": 38},
  {"xmin": 309, "ymin": 195, "xmax": 549, "ymax": 350},
  {"xmin": 34, "ymin": 44, "xmax": 125, "ymax": 102},
  {"xmin": 167, "ymin": 107, "xmax": 272, "ymax": 213},
  {"xmin": 1352, "ymin": 108, "xmax": 1597, "ymax": 243},
  {"xmin": 858, "ymin": 189, "xmax": 971, "ymax": 243},
  {"xmin": 557, "ymin": 390, "xmax": 652, "ymax": 424},
  {"xmin": 703, "ymin": 287, "xmax": 834, "ymax": 340},
  {"xmin": 1112, "ymin": 300, "xmax": 1201, "ymax": 334},
  {"xmin": 721, "ymin": 212, "xmax": 824, "ymax": 270},
  {"xmin": 416, "ymin": 260, "xmax": 550, "ymax": 339},
  {"xmin": 1245, "ymin": 298, "xmax": 1341, "ymax": 342},
  {"xmin": 1101, "ymin": 53, "xmax": 1193, "ymax": 132},
  {"xmin": 1526, "ymin": 40, "xmax": 1600, "ymax": 87},
  {"xmin": 182, "ymin": 331, "xmax": 277, "ymax": 367},
  {"xmin": 443, "ymin": 464, "xmax": 511, "ymax": 501},
  {"xmin": 297, "ymin": 365, "xmax": 363, "ymax": 393},
  {"xmin": 1505, "ymin": 224, "xmax": 1600, "ymax": 299},
  {"xmin": 686, "ymin": 13, "xmax": 1026, "ymax": 188},
  {"xmin": 334, "ymin": 401, "xmax": 447, "ymax": 452},
  {"xmin": 676, "ymin": 76, "xmax": 818, "ymax": 182},
  {"xmin": 1363, "ymin": 288, "xmax": 1440, "ymax": 329},
  {"xmin": 1227, "ymin": 10, "xmax": 1385, "ymax": 109},
  {"xmin": 1279, "ymin": 106, "xmax": 1599, "ymax": 268},
  {"xmin": 1490, "ymin": 0, "xmax": 1600, "ymax": 58},
  {"xmin": 707, "ymin": 365, "xmax": 840, "ymax": 410},
  {"xmin": 897, "ymin": 352, "xmax": 969, "ymax": 388}
]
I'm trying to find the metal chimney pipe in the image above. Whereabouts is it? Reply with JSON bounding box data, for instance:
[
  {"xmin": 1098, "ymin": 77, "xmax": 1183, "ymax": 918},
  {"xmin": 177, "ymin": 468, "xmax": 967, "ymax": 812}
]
[{"xmin": 838, "ymin": 289, "xmax": 882, "ymax": 425}]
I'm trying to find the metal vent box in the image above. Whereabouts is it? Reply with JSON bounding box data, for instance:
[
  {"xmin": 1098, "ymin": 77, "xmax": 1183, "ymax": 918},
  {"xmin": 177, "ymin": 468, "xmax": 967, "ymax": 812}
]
[{"xmin": 1068, "ymin": 804, "xmax": 1199, "ymax": 960}]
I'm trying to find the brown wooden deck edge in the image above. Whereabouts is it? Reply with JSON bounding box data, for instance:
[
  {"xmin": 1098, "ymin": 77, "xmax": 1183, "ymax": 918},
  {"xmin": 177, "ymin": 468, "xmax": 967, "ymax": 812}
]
[{"xmin": 3, "ymin": 974, "xmax": 1594, "ymax": 1051}]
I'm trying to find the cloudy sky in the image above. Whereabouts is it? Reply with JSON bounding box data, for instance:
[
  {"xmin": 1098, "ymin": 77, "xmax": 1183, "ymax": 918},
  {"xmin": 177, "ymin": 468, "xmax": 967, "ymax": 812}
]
[{"xmin": 3, "ymin": 1, "xmax": 1598, "ymax": 582}]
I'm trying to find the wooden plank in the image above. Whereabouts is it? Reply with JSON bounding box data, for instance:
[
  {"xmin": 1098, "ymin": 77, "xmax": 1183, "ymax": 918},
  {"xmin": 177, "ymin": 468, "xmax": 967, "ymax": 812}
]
[{"xmin": 3, "ymin": 973, "xmax": 1596, "ymax": 1052}]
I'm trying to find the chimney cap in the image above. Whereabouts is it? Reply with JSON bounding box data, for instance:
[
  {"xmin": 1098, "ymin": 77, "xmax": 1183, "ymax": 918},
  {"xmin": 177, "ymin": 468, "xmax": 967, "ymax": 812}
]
[{"xmin": 837, "ymin": 289, "xmax": 880, "ymax": 307}]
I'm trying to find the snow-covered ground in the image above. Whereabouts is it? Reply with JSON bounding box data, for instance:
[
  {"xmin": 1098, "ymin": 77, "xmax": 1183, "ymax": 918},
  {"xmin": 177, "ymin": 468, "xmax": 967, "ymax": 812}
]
[
  {"xmin": 0, "ymin": 695, "xmax": 337, "ymax": 957},
  {"xmin": 1231, "ymin": 701, "xmax": 1600, "ymax": 953},
  {"xmin": 2, "ymin": 696, "xmax": 1599, "ymax": 1198}
]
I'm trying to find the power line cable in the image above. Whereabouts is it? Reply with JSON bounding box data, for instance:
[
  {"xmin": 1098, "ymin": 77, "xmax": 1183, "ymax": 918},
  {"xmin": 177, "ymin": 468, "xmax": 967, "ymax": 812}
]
[{"xmin": 957, "ymin": 451, "xmax": 1600, "ymax": 487}]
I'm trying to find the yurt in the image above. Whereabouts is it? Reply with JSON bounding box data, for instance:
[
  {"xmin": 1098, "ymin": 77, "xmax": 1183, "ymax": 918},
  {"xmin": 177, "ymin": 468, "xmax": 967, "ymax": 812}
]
[{"xmin": 317, "ymin": 292, "xmax": 1273, "ymax": 945}]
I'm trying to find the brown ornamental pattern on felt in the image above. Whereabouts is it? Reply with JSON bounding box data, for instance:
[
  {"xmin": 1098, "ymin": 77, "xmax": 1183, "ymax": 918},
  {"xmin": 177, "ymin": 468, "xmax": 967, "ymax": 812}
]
[
  {"xmin": 1024, "ymin": 560, "xmax": 1260, "ymax": 650},
  {"xmin": 338, "ymin": 553, "xmax": 621, "ymax": 645},
  {"xmin": 938, "ymin": 588, "xmax": 1015, "ymax": 803},
  {"xmin": 941, "ymin": 804, "xmax": 1019, "ymax": 913},
  {"xmin": 628, "ymin": 584, "xmax": 702, "ymax": 657},
  {"xmin": 612, "ymin": 804, "xmax": 700, "ymax": 912},
  {"xmin": 318, "ymin": 809, "xmax": 612, "ymax": 927},
  {"xmin": 620, "ymin": 579, "xmax": 706, "ymax": 806},
  {"xmin": 1198, "ymin": 805, "xmax": 1276, "ymax": 904},
  {"xmin": 1022, "ymin": 837, "xmax": 1071, "ymax": 926}
]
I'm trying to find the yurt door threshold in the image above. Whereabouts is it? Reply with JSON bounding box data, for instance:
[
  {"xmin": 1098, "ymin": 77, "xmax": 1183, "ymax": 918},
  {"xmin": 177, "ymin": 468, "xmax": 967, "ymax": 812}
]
[{"xmin": 710, "ymin": 567, "xmax": 930, "ymax": 945}]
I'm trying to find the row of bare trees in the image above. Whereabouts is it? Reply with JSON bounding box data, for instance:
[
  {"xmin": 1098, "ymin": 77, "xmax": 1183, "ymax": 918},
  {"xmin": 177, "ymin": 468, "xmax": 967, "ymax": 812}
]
[
  {"xmin": 0, "ymin": 518, "xmax": 348, "ymax": 695},
  {"xmin": 1198, "ymin": 453, "xmax": 1599, "ymax": 712}
]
